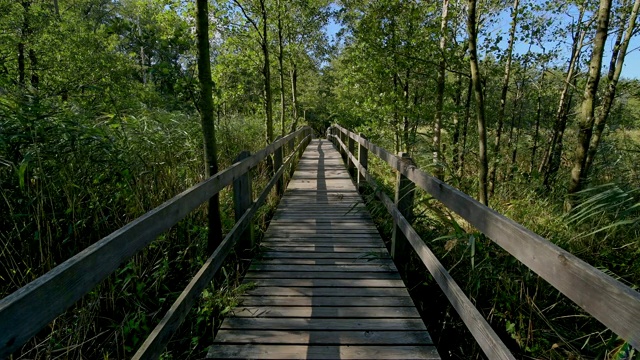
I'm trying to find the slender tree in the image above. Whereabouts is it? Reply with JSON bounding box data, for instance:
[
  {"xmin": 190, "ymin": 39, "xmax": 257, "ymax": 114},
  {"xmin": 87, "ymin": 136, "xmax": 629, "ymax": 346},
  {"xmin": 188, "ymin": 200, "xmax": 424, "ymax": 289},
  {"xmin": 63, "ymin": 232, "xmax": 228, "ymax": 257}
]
[
  {"xmin": 568, "ymin": 0, "xmax": 613, "ymax": 199},
  {"xmin": 467, "ymin": 0, "xmax": 489, "ymax": 205},
  {"xmin": 433, "ymin": 0, "xmax": 449, "ymax": 180},
  {"xmin": 541, "ymin": 3, "xmax": 588, "ymax": 187},
  {"xmin": 196, "ymin": 0, "xmax": 223, "ymax": 253},
  {"xmin": 277, "ymin": 0, "xmax": 286, "ymax": 136},
  {"xmin": 234, "ymin": 0, "xmax": 274, "ymax": 144},
  {"xmin": 488, "ymin": 0, "xmax": 519, "ymax": 195},
  {"xmin": 567, "ymin": 0, "xmax": 611, "ymax": 200},
  {"xmin": 584, "ymin": 0, "xmax": 640, "ymax": 174}
]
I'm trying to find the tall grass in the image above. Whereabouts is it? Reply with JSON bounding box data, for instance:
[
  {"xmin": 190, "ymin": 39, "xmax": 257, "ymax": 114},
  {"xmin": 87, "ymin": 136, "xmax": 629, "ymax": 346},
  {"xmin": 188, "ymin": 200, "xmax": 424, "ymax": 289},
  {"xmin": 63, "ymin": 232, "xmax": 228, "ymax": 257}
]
[{"xmin": 0, "ymin": 91, "xmax": 275, "ymax": 358}]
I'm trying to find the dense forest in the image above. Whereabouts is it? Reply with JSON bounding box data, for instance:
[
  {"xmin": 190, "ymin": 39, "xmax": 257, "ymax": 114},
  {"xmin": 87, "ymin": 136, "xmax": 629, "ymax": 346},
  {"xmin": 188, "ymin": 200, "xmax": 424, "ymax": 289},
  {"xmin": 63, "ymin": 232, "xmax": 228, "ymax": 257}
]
[{"xmin": 1, "ymin": 0, "xmax": 639, "ymax": 358}]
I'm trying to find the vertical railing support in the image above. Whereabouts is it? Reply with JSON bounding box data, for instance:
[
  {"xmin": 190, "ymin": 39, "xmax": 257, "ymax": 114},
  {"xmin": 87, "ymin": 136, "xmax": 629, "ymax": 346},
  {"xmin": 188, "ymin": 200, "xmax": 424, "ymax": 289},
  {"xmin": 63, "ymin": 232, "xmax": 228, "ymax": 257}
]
[
  {"xmin": 233, "ymin": 150, "xmax": 254, "ymax": 251},
  {"xmin": 348, "ymin": 134, "xmax": 356, "ymax": 178},
  {"xmin": 340, "ymin": 129, "xmax": 347, "ymax": 161},
  {"xmin": 274, "ymin": 136, "xmax": 284, "ymax": 197},
  {"xmin": 391, "ymin": 152, "xmax": 416, "ymax": 270},
  {"xmin": 357, "ymin": 133, "xmax": 368, "ymax": 191}
]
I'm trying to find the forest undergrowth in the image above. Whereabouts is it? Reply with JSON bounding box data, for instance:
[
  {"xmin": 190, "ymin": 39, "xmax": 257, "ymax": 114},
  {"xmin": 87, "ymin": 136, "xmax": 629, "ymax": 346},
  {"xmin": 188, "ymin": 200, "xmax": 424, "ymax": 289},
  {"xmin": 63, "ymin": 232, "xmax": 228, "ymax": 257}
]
[{"xmin": 0, "ymin": 92, "xmax": 286, "ymax": 358}]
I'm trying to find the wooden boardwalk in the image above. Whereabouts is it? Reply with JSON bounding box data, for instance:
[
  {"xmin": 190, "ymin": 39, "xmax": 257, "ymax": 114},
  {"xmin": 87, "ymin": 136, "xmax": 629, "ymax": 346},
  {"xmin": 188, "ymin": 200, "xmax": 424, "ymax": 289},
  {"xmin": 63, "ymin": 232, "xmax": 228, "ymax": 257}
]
[{"xmin": 207, "ymin": 139, "xmax": 440, "ymax": 359}]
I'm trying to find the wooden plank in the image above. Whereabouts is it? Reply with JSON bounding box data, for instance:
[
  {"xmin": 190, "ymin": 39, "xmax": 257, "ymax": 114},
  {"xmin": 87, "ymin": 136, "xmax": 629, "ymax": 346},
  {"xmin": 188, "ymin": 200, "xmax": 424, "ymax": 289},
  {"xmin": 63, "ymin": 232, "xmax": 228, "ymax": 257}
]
[
  {"xmin": 239, "ymin": 296, "xmax": 412, "ymax": 307},
  {"xmin": 244, "ymin": 287, "xmax": 410, "ymax": 297},
  {"xmin": 231, "ymin": 306, "xmax": 419, "ymax": 318},
  {"xmin": 260, "ymin": 252, "xmax": 389, "ymax": 259},
  {"xmin": 220, "ymin": 318, "xmax": 427, "ymax": 331},
  {"xmin": 243, "ymin": 272, "xmax": 401, "ymax": 280},
  {"xmin": 249, "ymin": 264, "xmax": 397, "ymax": 272},
  {"xmin": 260, "ymin": 244, "xmax": 383, "ymax": 251},
  {"xmin": 336, "ymin": 125, "xmax": 640, "ymax": 350},
  {"xmin": 253, "ymin": 258, "xmax": 392, "ymax": 266},
  {"xmin": 265, "ymin": 226, "xmax": 378, "ymax": 232},
  {"xmin": 213, "ymin": 329, "xmax": 432, "ymax": 345},
  {"xmin": 207, "ymin": 344, "xmax": 440, "ymax": 359},
  {"xmin": 258, "ymin": 245, "xmax": 385, "ymax": 252},
  {"xmin": 250, "ymin": 279, "xmax": 404, "ymax": 288}
]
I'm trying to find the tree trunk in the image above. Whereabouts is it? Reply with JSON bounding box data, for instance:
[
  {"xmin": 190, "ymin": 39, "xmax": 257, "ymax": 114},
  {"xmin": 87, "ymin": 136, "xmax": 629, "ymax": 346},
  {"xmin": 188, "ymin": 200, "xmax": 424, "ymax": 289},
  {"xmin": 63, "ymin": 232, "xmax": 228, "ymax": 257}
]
[
  {"xmin": 259, "ymin": 0, "xmax": 274, "ymax": 144},
  {"xmin": 568, "ymin": 0, "xmax": 612, "ymax": 200},
  {"xmin": 18, "ymin": 43, "xmax": 25, "ymax": 86},
  {"xmin": 196, "ymin": 0, "xmax": 223, "ymax": 253},
  {"xmin": 433, "ymin": 0, "xmax": 449, "ymax": 180},
  {"xmin": 29, "ymin": 49, "xmax": 38, "ymax": 88},
  {"xmin": 467, "ymin": 0, "xmax": 489, "ymax": 206},
  {"xmin": 403, "ymin": 69, "xmax": 410, "ymax": 152},
  {"xmin": 529, "ymin": 71, "xmax": 544, "ymax": 175},
  {"xmin": 584, "ymin": 0, "xmax": 640, "ymax": 175},
  {"xmin": 542, "ymin": 6, "xmax": 587, "ymax": 188},
  {"xmin": 289, "ymin": 63, "xmax": 299, "ymax": 132},
  {"xmin": 277, "ymin": 0, "xmax": 286, "ymax": 137},
  {"xmin": 458, "ymin": 77, "xmax": 472, "ymax": 179},
  {"xmin": 452, "ymin": 72, "xmax": 463, "ymax": 175},
  {"xmin": 489, "ymin": 0, "xmax": 519, "ymax": 195}
]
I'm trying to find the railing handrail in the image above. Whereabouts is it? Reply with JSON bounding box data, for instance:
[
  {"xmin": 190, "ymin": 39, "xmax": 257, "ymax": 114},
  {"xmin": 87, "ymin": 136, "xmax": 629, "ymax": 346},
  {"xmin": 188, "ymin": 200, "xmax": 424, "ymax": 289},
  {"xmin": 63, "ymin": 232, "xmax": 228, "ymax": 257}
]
[
  {"xmin": 0, "ymin": 127, "xmax": 313, "ymax": 358},
  {"xmin": 329, "ymin": 124, "xmax": 640, "ymax": 353}
]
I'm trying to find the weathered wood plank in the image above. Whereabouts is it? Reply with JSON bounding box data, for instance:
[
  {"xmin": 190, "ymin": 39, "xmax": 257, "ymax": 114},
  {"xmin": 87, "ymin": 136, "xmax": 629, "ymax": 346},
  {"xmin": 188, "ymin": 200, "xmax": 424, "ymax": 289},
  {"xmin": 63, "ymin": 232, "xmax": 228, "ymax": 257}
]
[
  {"xmin": 214, "ymin": 329, "xmax": 432, "ymax": 345},
  {"xmin": 253, "ymin": 258, "xmax": 392, "ymax": 266},
  {"xmin": 239, "ymin": 296, "xmax": 413, "ymax": 307},
  {"xmin": 244, "ymin": 287, "xmax": 410, "ymax": 297},
  {"xmin": 249, "ymin": 264, "xmax": 397, "ymax": 272},
  {"xmin": 231, "ymin": 306, "xmax": 419, "ymax": 318},
  {"xmin": 221, "ymin": 318, "xmax": 427, "ymax": 331},
  {"xmin": 259, "ymin": 245, "xmax": 385, "ymax": 252},
  {"xmin": 260, "ymin": 251, "xmax": 389, "ymax": 259},
  {"xmin": 206, "ymin": 344, "xmax": 440, "ymax": 359},
  {"xmin": 250, "ymin": 278, "xmax": 404, "ymax": 288},
  {"xmin": 243, "ymin": 271, "xmax": 401, "ymax": 280}
]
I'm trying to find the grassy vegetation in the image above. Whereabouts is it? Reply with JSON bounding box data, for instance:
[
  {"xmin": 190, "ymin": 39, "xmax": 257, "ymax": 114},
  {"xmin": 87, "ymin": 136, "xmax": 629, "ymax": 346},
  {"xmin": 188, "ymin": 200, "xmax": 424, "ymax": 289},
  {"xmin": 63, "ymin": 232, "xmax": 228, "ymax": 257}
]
[{"xmin": 0, "ymin": 96, "xmax": 288, "ymax": 358}]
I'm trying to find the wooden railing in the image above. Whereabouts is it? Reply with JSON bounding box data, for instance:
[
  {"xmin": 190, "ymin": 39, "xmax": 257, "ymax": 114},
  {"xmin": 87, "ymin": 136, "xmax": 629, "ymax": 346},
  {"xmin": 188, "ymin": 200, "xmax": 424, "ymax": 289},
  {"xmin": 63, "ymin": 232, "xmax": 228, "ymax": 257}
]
[
  {"xmin": 0, "ymin": 127, "xmax": 313, "ymax": 359},
  {"xmin": 328, "ymin": 124, "xmax": 640, "ymax": 359}
]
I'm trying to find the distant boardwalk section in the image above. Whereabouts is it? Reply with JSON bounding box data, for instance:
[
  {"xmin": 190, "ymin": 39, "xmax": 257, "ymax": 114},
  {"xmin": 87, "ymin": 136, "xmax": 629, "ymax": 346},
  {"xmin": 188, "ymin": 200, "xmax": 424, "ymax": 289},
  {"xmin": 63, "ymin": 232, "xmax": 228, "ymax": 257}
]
[{"xmin": 207, "ymin": 139, "xmax": 440, "ymax": 359}]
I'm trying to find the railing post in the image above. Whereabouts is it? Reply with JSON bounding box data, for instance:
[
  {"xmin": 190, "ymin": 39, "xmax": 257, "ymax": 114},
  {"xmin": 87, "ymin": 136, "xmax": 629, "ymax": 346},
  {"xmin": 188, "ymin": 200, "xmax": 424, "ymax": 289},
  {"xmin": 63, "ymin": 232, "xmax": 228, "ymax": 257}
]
[
  {"xmin": 357, "ymin": 133, "xmax": 368, "ymax": 191},
  {"xmin": 274, "ymin": 136, "xmax": 284, "ymax": 197},
  {"xmin": 348, "ymin": 133, "xmax": 356, "ymax": 178},
  {"xmin": 339, "ymin": 129, "xmax": 346, "ymax": 161},
  {"xmin": 298, "ymin": 130, "xmax": 306, "ymax": 159},
  {"xmin": 391, "ymin": 152, "xmax": 416, "ymax": 270},
  {"xmin": 233, "ymin": 150, "xmax": 254, "ymax": 251}
]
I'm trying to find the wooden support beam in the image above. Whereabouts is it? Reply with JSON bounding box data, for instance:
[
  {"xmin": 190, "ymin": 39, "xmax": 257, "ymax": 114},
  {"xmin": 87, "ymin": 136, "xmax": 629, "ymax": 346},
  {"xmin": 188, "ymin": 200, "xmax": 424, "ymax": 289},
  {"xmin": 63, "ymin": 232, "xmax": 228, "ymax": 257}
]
[
  {"xmin": 233, "ymin": 150, "xmax": 254, "ymax": 251},
  {"xmin": 357, "ymin": 133, "xmax": 368, "ymax": 191},
  {"xmin": 391, "ymin": 152, "xmax": 415, "ymax": 269},
  {"xmin": 274, "ymin": 136, "xmax": 284, "ymax": 196},
  {"xmin": 348, "ymin": 135, "xmax": 356, "ymax": 177}
]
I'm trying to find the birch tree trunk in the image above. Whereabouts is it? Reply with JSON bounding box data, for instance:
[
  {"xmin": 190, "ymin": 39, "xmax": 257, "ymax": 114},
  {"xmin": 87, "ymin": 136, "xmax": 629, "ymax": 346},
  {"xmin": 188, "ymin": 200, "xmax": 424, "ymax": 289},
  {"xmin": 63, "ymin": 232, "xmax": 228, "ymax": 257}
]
[{"xmin": 568, "ymin": 0, "xmax": 613, "ymax": 200}]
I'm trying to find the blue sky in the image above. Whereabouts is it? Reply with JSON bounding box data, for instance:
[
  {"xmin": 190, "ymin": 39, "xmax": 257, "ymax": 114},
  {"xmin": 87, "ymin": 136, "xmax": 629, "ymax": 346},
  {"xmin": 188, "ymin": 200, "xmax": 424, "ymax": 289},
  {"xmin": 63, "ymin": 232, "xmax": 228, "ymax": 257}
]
[{"xmin": 323, "ymin": 6, "xmax": 640, "ymax": 79}]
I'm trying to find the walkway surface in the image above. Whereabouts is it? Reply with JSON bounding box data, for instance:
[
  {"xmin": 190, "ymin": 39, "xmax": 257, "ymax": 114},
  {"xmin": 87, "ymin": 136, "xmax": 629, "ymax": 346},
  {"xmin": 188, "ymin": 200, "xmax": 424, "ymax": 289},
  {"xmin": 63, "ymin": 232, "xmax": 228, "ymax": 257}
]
[{"xmin": 207, "ymin": 139, "xmax": 440, "ymax": 359}]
